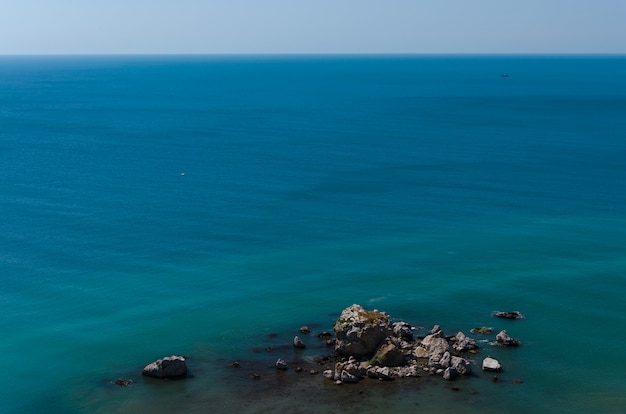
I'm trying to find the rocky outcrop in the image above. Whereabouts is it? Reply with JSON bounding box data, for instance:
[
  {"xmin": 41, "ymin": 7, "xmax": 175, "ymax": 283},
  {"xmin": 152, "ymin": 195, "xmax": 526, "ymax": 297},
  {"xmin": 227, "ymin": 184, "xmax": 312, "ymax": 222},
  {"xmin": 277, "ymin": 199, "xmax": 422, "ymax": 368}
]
[
  {"xmin": 142, "ymin": 355, "xmax": 187, "ymax": 379},
  {"xmin": 324, "ymin": 305, "xmax": 476, "ymax": 384},
  {"xmin": 333, "ymin": 304, "xmax": 393, "ymax": 358}
]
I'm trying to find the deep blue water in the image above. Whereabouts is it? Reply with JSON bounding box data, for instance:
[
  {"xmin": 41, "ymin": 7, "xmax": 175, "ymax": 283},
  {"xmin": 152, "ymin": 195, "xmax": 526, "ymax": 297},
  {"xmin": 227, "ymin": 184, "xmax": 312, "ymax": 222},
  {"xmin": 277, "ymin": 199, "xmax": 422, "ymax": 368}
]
[{"xmin": 1, "ymin": 55, "xmax": 626, "ymax": 413}]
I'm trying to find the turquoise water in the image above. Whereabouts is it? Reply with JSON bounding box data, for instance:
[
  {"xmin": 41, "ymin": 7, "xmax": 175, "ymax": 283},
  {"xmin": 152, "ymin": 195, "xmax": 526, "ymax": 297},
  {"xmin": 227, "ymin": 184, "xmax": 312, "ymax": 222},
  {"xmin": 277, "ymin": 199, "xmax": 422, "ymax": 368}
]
[{"xmin": 1, "ymin": 55, "xmax": 626, "ymax": 413}]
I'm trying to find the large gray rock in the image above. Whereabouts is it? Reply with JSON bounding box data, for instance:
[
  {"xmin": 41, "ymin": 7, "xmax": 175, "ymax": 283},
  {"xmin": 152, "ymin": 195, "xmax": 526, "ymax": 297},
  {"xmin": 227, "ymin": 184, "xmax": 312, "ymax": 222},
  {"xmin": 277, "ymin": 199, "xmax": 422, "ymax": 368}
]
[
  {"xmin": 451, "ymin": 331, "xmax": 479, "ymax": 352},
  {"xmin": 333, "ymin": 304, "xmax": 393, "ymax": 358},
  {"xmin": 450, "ymin": 356, "xmax": 472, "ymax": 376},
  {"xmin": 482, "ymin": 357, "xmax": 502, "ymax": 372},
  {"xmin": 371, "ymin": 342, "xmax": 405, "ymax": 367},
  {"xmin": 421, "ymin": 330, "xmax": 451, "ymax": 356},
  {"xmin": 142, "ymin": 355, "xmax": 187, "ymax": 379}
]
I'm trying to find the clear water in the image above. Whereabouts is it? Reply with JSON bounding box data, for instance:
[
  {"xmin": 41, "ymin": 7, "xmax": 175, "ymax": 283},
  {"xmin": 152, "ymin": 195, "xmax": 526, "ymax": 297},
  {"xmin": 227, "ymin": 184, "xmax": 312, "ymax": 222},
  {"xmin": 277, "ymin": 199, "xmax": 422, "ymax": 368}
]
[{"xmin": 1, "ymin": 55, "xmax": 626, "ymax": 413}]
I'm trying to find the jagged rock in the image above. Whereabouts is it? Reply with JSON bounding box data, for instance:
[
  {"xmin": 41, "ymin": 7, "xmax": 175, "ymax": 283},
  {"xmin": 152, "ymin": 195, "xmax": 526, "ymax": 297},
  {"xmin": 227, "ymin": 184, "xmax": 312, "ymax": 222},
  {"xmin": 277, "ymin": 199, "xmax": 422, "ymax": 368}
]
[
  {"xmin": 496, "ymin": 330, "xmax": 521, "ymax": 347},
  {"xmin": 340, "ymin": 370, "xmax": 360, "ymax": 384},
  {"xmin": 371, "ymin": 342, "xmax": 405, "ymax": 367},
  {"xmin": 451, "ymin": 331, "xmax": 479, "ymax": 352},
  {"xmin": 395, "ymin": 364, "xmax": 420, "ymax": 378},
  {"xmin": 443, "ymin": 367, "xmax": 457, "ymax": 380},
  {"xmin": 422, "ymin": 331, "xmax": 451, "ymax": 364},
  {"xmin": 450, "ymin": 356, "xmax": 472, "ymax": 376},
  {"xmin": 393, "ymin": 321, "xmax": 414, "ymax": 341},
  {"xmin": 429, "ymin": 350, "xmax": 451, "ymax": 371},
  {"xmin": 482, "ymin": 357, "xmax": 502, "ymax": 372},
  {"xmin": 367, "ymin": 366, "xmax": 394, "ymax": 381},
  {"xmin": 142, "ymin": 355, "xmax": 187, "ymax": 379},
  {"xmin": 431, "ymin": 325, "xmax": 442, "ymax": 334},
  {"xmin": 293, "ymin": 336, "xmax": 306, "ymax": 349},
  {"xmin": 333, "ymin": 304, "xmax": 393, "ymax": 358},
  {"xmin": 323, "ymin": 369, "xmax": 334, "ymax": 380},
  {"xmin": 318, "ymin": 331, "xmax": 332, "ymax": 339},
  {"xmin": 275, "ymin": 358, "xmax": 289, "ymax": 370},
  {"xmin": 299, "ymin": 326, "xmax": 311, "ymax": 334}
]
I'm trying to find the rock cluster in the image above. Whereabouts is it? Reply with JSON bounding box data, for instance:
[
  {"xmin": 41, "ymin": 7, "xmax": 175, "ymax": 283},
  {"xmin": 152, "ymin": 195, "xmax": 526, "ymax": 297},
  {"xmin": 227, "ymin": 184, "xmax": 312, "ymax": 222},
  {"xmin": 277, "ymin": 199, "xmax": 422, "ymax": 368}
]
[{"xmin": 324, "ymin": 304, "xmax": 478, "ymax": 384}]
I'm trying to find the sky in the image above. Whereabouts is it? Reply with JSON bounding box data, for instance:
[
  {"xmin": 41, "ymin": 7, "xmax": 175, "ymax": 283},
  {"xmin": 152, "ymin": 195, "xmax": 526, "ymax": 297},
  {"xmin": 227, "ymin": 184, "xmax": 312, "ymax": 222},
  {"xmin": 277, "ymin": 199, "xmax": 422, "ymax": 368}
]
[{"xmin": 0, "ymin": 0, "xmax": 624, "ymax": 55}]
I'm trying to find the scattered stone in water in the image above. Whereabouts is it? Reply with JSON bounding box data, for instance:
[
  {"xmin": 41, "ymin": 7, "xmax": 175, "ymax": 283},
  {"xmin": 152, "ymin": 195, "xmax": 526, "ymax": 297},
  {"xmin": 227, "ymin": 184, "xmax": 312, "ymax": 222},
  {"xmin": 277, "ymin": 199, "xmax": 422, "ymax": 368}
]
[
  {"xmin": 293, "ymin": 336, "xmax": 306, "ymax": 349},
  {"xmin": 295, "ymin": 366, "xmax": 303, "ymax": 372},
  {"xmin": 114, "ymin": 379, "xmax": 133, "ymax": 386},
  {"xmin": 229, "ymin": 361, "xmax": 240, "ymax": 368},
  {"xmin": 482, "ymin": 357, "xmax": 502, "ymax": 372},
  {"xmin": 318, "ymin": 331, "xmax": 332, "ymax": 339},
  {"xmin": 299, "ymin": 326, "xmax": 311, "ymax": 334},
  {"xmin": 265, "ymin": 347, "xmax": 273, "ymax": 352},
  {"xmin": 513, "ymin": 378, "xmax": 524, "ymax": 383},
  {"xmin": 275, "ymin": 358, "xmax": 289, "ymax": 371},
  {"xmin": 492, "ymin": 375, "xmax": 499, "ymax": 382},
  {"xmin": 267, "ymin": 333, "xmax": 278, "ymax": 338},
  {"xmin": 250, "ymin": 373, "xmax": 260, "ymax": 380},
  {"xmin": 310, "ymin": 370, "xmax": 319, "ymax": 375},
  {"xmin": 142, "ymin": 355, "xmax": 187, "ymax": 379},
  {"xmin": 495, "ymin": 330, "xmax": 521, "ymax": 347},
  {"xmin": 471, "ymin": 327, "xmax": 494, "ymax": 334},
  {"xmin": 469, "ymin": 389, "xmax": 478, "ymax": 395},
  {"xmin": 493, "ymin": 311, "xmax": 524, "ymax": 320},
  {"xmin": 451, "ymin": 386, "xmax": 460, "ymax": 391}
]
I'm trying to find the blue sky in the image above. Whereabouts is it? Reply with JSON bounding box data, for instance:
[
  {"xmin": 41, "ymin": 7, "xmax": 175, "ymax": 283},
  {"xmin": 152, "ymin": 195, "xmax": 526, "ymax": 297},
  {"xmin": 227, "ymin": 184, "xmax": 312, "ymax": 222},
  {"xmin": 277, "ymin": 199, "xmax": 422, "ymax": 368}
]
[{"xmin": 1, "ymin": 0, "xmax": 624, "ymax": 54}]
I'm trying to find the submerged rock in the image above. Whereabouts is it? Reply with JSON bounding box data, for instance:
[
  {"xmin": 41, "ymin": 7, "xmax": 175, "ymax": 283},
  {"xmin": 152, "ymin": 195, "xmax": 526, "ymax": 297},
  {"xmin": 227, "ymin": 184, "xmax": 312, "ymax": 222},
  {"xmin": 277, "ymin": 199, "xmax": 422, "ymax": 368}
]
[
  {"xmin": 142, "ymin": 355, "xmax": 187, "ymax": 379},
  {"xmin": 494, "ymin": 311, "xmax": 524, "ymax": 320}
]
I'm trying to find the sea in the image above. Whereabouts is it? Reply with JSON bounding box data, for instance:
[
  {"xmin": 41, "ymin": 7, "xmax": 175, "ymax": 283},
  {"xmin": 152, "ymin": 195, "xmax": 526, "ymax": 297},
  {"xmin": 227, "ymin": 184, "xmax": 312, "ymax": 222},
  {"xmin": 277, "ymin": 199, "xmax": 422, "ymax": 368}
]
[{"xmin": 1, "ymin": 55, "xmax": 625, "ymax": 414}]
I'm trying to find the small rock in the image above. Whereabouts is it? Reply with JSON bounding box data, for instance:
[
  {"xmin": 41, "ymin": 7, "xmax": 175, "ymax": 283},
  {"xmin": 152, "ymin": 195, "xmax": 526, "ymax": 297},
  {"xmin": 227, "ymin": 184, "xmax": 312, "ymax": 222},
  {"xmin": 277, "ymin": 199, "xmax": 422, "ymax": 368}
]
[
  {"xmin": 493, "ymin": 311, "xmax": 524, "ymax": 320},
  {"xmin": 229, "ymin": 361, "xmax": 240, "ymax": 368},
  {"xmin": 250, "ymin": 373, "xmax": 260, "ymax": 380},
  {"xmin": 318, "ymin": 331, "xmax": 332, "ymax": 339},
  {"xmin": 299, "ymin": 326, "xmax": 311, "ymax": 334},
  {"xmin": 340, "ymin": 370, "xmax": 360, "ymax": 384},
  {"xmin": 443, "ymin": 367, "xmax": 458, "ymax": 381},
  {"xmin": 482, "ymin": 357, "xmax": 502, "ymax": 372},
  {"xmin": 293, "ymin": 336, "xmax": 306, "ymax": 349},
  {"xmin": 496, "ymin": 330, "xmax": 521, "ymax": 347},
  {"xmin": 113, "ymin": 379, "xmax": 132, "ymax": 386},
  {"xmin": 275, "ymin": 358, "xmax": 289, "ymax": 370},
  {"xmin": 295, "ymin": 366, "xmax": 303, "ymax": 372}
]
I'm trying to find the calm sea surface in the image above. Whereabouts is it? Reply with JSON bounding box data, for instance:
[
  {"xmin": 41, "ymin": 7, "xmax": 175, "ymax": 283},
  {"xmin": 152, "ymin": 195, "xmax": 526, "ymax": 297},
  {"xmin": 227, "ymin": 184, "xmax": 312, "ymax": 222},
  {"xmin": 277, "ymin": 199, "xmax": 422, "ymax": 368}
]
[{"xmin": 1, "ymin": 55, "xmax": 626, "ymax": 413}]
